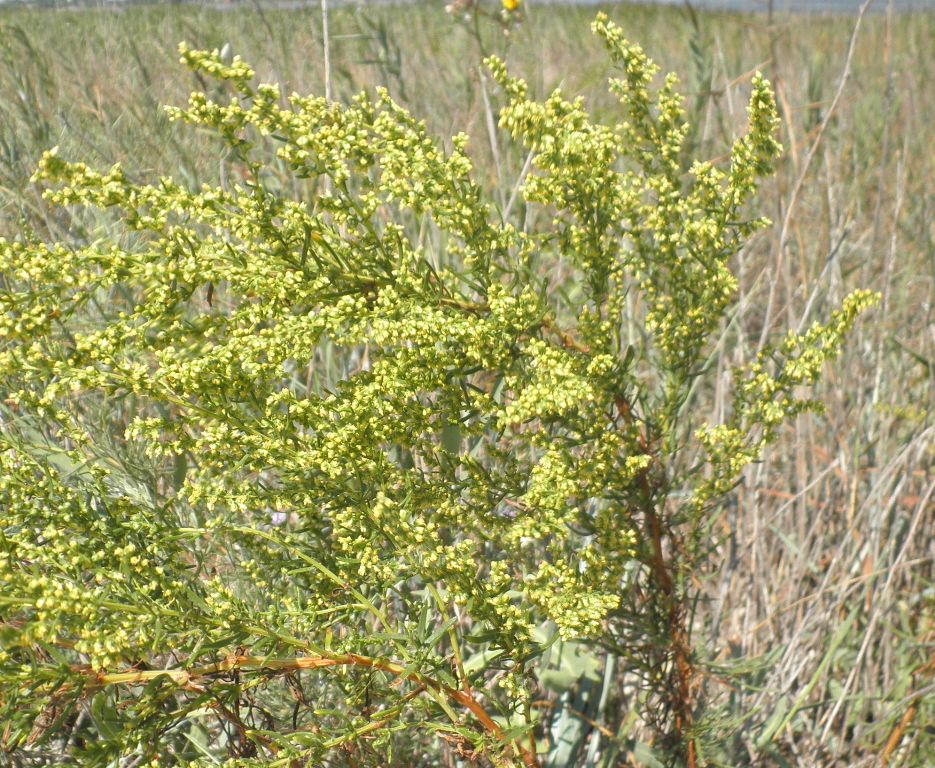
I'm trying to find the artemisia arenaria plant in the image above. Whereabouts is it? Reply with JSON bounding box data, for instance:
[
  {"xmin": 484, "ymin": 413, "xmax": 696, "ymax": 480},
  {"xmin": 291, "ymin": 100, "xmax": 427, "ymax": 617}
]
[{"xmin": 0, "ymin": 14, "xmax": 875, "ymax": 767}]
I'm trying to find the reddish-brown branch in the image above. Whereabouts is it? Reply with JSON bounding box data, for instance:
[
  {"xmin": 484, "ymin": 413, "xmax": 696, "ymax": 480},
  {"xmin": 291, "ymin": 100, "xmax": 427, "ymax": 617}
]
[
  {"xmin": 88, "ymin": 651, "xmax": 539, "ymax": 768},
  {"xmin": 880, "ymin": 648, "xmax": 935, "ymax": 766},
  {"xmin": 643, "ymin": 504, "xmax": 697, "ymax": 768},
  {"xmin": 616, "ymin": 393, "xmax": 698, "ymax": 768}
]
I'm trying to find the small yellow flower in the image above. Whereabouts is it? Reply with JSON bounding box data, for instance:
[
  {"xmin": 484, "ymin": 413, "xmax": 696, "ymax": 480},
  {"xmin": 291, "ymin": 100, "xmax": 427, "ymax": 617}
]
[{"xmin": 502, "ymin": 0, "xmax": 520, "ymax": 11}]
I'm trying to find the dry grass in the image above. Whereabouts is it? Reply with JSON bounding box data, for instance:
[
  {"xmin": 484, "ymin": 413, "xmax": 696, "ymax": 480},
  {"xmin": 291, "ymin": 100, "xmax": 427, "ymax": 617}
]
[{"xmin": 0, "ymin": 1, "xmax": 931, "ymax": 765}]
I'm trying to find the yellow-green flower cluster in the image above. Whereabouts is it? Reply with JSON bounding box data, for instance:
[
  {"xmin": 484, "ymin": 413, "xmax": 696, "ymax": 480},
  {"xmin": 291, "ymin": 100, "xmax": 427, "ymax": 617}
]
[
  {"xmin": 0, "ymin": 449, "xmax": 196, "ymax": 671},
  {"xmin": 491, "ymin": 14, "xmax": 783, "ymax": 372},
  {"xmin": 692, "ymin": 290, "xmax": 879, "ymax": 509}
]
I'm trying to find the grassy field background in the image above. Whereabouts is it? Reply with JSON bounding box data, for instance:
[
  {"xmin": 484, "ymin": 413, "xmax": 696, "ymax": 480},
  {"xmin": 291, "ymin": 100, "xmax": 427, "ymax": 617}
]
[{"xmin": 0, "ymin": 1, "xmax": 932, "ymax": 765}]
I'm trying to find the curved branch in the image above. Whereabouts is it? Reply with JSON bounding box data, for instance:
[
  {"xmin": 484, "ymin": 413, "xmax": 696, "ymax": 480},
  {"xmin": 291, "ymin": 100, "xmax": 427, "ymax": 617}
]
[{"xmin": 88, "ymin": 651, "xmax": 539, "ymax": 767}]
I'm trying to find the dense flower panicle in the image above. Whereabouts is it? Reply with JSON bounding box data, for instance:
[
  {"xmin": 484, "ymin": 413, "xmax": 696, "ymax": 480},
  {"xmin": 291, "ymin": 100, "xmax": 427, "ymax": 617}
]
[
  {"xmin": 691, "ymin": 289, "xmax": 879, "ymax": 509},
  {"xmin": 0, "ymin": 17, "xmax": 873, "ymax": 764}
]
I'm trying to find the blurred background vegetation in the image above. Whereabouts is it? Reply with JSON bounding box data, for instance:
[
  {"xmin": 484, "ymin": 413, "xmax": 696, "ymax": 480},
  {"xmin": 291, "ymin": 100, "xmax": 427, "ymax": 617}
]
[{"xmin": 0, "ymin": 1, "xmax": 931, "ymax": 765}]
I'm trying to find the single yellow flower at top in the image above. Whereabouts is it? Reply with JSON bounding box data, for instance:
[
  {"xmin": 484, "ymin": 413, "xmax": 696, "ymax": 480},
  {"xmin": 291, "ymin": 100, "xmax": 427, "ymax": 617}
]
[{"xmin": 502, "ymin": 0, "xmax": 521, "ymax": 10}]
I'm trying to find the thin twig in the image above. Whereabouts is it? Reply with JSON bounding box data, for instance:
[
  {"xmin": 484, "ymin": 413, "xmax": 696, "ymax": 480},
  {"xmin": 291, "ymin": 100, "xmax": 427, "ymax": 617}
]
[{"xmin": 321, "ymin": 0, "xmax": 332, "ymax": 103}]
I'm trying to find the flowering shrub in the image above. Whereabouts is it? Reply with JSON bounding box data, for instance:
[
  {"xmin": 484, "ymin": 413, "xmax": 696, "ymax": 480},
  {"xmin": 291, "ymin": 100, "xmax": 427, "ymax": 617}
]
[{"xmin": 0, "ymin": 14, "xmax": 875, "ymax": 767}]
